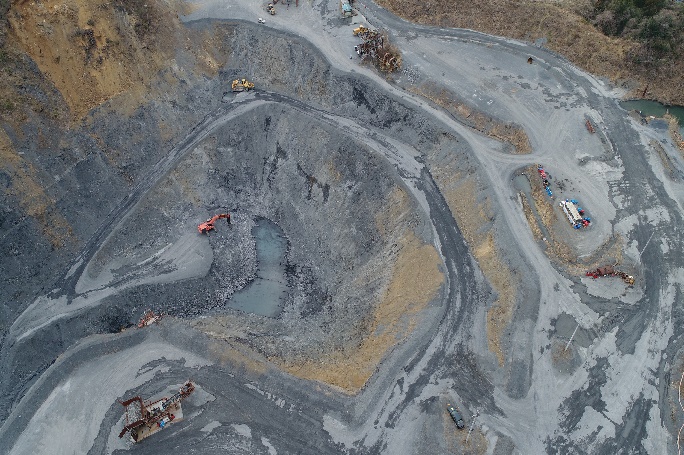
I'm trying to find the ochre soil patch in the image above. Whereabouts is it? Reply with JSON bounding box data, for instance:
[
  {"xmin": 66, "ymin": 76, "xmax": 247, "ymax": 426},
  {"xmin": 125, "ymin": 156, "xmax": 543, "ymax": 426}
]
[
  {"xmin": 379, "ymin": 0, "xmax": 684, "ymax": 105},
  {"xmin": 460, "ymin": 428, "xmax": 489, "ymax": 455},
  {"xmin": 444, "ymin": 178, "xmax": 515, "ymax": 366},
  {"xmin": 375, "ymin": 187, "xmax": 411, "ymax": 237},
  {"xmin": 191, "ymin": 317, "xmax": 272, "ymax": 374},
  {"xmin": 0, "ymin": 129, "xmax": 73, "ymax": 248},
  {"xmin": 194, "ymin": 188, "xmax": 443, "ymax": 393},
  {"xmin": 428, "ymin": 145, "xmax": 516, "ymax": 366},
  {"xmin": 5, "ymin": 0, "xmax": 222, "ymax": 119},
  {"xmin": 207, "ymin": 339, "xmax": 270, "ymax": 375},
  {"xmin": 279, "ymin": 230, "xmax": 444, "ymax": 393},
  {"xmin": 411, "ymin": 84, "xmax": 531, "ymax": 155}
]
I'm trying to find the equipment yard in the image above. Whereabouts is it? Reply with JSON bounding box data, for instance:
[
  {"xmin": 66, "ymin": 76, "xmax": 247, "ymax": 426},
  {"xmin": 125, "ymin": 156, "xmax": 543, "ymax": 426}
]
[{"xmin": 0, "ymin": 0, "xmax": 683, "ymax": 454}]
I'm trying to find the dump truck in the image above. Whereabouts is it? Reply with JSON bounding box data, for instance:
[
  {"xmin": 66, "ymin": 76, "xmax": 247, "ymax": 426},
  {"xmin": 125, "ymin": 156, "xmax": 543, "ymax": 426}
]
[
  {"xmin": 231, "ymin": 78, "xmax": 255, "ymax": 92},
  {"xmin": 340, "ymin": 0, "xmax": 352, "ymax": 17}
]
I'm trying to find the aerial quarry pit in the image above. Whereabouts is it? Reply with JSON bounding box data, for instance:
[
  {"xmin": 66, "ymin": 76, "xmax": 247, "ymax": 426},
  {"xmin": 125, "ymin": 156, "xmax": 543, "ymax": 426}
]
[{"xmin": 0, "ymin": 0, "xmax": 683, "ymax": 454}]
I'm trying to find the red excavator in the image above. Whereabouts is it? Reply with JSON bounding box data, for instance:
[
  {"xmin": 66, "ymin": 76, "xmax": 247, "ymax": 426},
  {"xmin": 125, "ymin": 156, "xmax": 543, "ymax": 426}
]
[
  {"xmin": 198, "ymin": 213, "xmax": 231, "ymax": 234},
  {"xmin": 586, "ymin": 265, "xmax": 635, "ymax": 285}
]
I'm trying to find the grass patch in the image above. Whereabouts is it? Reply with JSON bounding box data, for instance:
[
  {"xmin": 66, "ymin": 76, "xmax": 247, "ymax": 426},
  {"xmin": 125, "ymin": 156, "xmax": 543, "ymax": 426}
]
[
  {"xmin": 0, "ymin": 98, "xmax": 14, "ymax": 112},
  {"xmin": 378, "ymin": 0, "xmax": 684, "ymax": 105},
  {"xmin": 410, "ymin": 83, "xmax": 531, "ymax": 154}
]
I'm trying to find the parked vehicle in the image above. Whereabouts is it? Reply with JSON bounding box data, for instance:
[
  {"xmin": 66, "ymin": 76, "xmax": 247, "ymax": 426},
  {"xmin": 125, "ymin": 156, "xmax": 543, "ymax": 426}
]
[{"xmin": 446, "ymin": 403, "xmax": 465, "ymax": 429}]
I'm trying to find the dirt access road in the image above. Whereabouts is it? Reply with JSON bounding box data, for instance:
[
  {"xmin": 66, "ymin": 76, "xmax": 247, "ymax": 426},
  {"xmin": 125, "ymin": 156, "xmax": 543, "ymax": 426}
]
[{"xmin": 1, "ymin": 0, "xmax": 683, "ymax": 453}]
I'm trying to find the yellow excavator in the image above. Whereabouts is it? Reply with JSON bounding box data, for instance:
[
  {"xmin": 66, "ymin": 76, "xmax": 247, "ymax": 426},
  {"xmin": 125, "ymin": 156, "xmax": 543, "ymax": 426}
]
[
  {"xmin": 352, "ymin": 25, "xmax": 368, "ymax": 36},
  {"xmin": 231, "ymin": 78, "xmax": 255, "ymax": 92}
]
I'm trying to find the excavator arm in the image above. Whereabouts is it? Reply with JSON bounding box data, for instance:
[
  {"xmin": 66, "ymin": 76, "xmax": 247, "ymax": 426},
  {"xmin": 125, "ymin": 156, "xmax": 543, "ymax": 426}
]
[{"xmin": 198, "ymin": 213, "xmax": 231, "ymax": 234}]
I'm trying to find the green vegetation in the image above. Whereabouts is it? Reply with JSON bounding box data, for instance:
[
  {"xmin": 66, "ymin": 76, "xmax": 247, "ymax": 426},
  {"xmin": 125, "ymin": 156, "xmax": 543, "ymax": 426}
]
[
  {"xmin": 0, "ymin": 98, "xmax": 14, "ymax": 112},
  {"xmin": 0, "ymin": 0, "xmax": 10, "ymax": 48},
  {"xmin": 587, "ymin": 0, "xmax": 684, "ymax": 66}
]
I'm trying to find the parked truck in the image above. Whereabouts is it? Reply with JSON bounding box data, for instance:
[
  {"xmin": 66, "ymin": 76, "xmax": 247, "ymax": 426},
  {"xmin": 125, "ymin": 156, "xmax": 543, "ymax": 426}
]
[
  {"xmin": 340, "ymin": 0, "xmax": 352, "ymax": 17},
  {"xmin": 446, "ymin": 403, "xmax": 465, "ymax": 429}
]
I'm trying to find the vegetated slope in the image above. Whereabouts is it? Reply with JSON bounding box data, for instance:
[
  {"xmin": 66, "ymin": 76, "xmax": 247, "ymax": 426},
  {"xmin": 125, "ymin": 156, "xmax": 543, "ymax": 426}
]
[
  {"xmin": 377, "ymin": 0, "xmax": 684, "ymax": 105},
  {"xmin": 3, "ymin": 0, "xmax": 195, "ymax": 118}
]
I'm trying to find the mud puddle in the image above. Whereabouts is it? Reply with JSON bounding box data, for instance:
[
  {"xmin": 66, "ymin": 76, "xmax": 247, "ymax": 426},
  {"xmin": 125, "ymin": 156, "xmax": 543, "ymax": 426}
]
[{"xmin": 228, "ymin": 218, "xmax": 288, "ymax": 317}]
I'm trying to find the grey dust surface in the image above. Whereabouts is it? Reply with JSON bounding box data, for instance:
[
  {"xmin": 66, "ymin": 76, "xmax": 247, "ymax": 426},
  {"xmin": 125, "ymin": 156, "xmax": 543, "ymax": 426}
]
[{"xmin": 1, "ymin": 0, "xmax": 683, "ymax": 454}]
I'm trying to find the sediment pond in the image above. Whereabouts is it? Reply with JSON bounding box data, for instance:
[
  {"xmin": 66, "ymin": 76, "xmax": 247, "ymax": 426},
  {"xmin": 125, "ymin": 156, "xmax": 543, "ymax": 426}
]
[
  {"xmin": 620, "ymin": 100, "xmax": 684, "ymax": 134},
  {"xmin": 228, "ymin": 218, "xmax": 288, "ymax": 317}
]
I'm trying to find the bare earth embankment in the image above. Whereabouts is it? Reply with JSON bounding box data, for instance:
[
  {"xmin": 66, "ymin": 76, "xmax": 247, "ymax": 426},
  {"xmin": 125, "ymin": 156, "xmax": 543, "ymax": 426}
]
[{"xmin": 378, "ymin": 0, "xmax": 684, "ymax": 105}]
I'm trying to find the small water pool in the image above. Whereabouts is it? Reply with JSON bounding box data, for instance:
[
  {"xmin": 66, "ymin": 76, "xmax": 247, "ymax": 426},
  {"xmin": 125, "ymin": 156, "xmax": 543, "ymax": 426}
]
[
  {"xmin": 228, "ymin": 218, "xmax": 288, "ymax": 317},
  {"xmin": 620, "ymin": 100, "xmax": 684, "ymax": 135}
]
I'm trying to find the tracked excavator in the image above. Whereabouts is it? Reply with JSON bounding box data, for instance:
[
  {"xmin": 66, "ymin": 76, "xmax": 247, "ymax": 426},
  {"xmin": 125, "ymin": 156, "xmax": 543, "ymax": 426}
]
[
  {"xmin": 198, "ymin": 213, "xmax": 231, "ymax": 234},
  {"xmin": 231, "ymin": 78, "xmax": 255, "ymax": 92},
  {"xmin": 353, "ymin": 25, "xmax": 369, "ymax": 36}
]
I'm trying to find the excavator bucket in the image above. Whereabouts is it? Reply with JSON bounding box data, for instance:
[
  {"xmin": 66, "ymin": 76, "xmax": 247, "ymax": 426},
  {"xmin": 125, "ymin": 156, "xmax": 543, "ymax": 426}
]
[{"xmin": 198, "ymin": 213, "xmax": 231, "ymax": 234}]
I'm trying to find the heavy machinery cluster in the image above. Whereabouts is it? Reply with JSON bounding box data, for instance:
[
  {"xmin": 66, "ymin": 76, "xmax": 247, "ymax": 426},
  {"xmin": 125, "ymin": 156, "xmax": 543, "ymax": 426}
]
[
  {"xmin": 536, "ymin": 164, "xmax": 591, "ymax": 229},
  {"xmin": 586, "ymin": 265, "xmax": 635, "ymax": 285},
  {"xmin": 537, "ymin": 164, "xmax": 553, "ymax": 198},
  {"xmin": 352, "ymin": 25, "xmax": 401, "ymax": 72},
  {"xmin": 119, "ymin": 381, "xmax": 196, "ymax": 442},
  {"xmin": 559, "ymin": 199, "xmax": 591, "ymax": 229}
]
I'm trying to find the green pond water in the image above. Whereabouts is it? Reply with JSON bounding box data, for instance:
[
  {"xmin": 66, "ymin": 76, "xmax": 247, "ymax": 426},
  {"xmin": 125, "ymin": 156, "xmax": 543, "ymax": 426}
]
[{"xmin": 620, "ymin": 100, "xmax": 684, "ymax": 135}]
